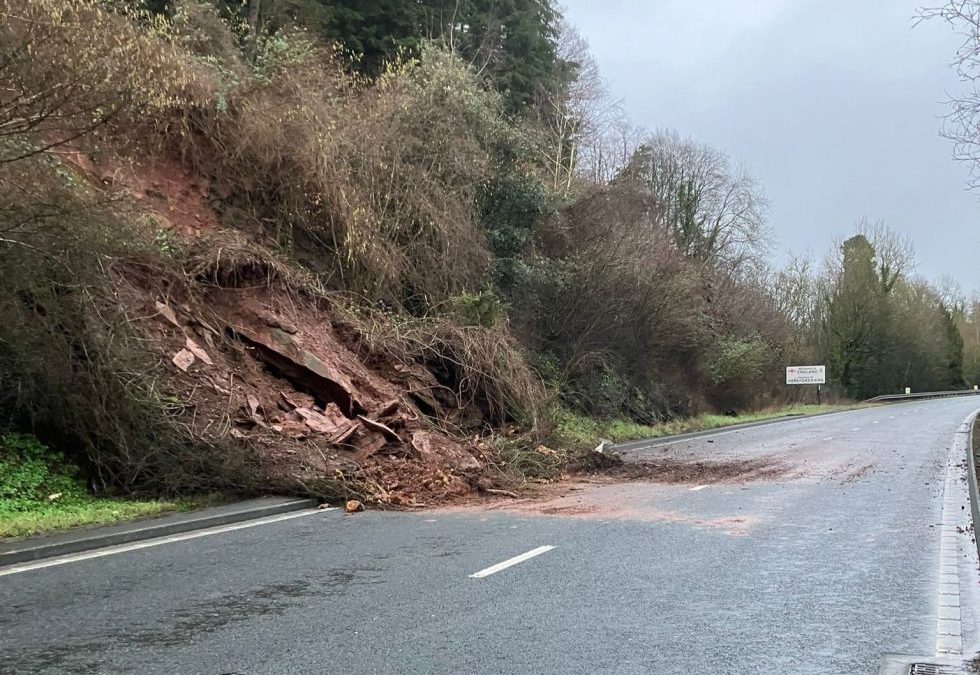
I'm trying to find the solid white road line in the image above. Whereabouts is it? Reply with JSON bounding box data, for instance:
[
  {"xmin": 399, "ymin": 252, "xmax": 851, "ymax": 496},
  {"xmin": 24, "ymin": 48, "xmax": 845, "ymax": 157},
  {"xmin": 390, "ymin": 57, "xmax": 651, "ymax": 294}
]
[
  {"xmin": 689, "ymin": 485, "xmax": 708, "ymax": 492},
  {"xmin": 469, "ymin": 545, "xmax": 556, "ymax": 579},
  {"xmin": 0, "ymin": 509, "xmax": 330, "ymax": 577}
]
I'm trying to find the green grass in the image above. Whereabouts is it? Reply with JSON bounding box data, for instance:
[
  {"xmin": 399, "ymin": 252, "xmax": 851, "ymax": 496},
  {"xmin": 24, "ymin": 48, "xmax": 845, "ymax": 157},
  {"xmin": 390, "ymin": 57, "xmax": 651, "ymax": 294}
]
[
  {"xmin": 0, "ymin": 496, "xmax": 211, "ymax": 539},
  {"xmin": 0, "ymin": 431, "xmax": 222, "ymax": 539},
  {"xmin": 554, "ymin": 403, "xmax": 865, "ymax": 447}
]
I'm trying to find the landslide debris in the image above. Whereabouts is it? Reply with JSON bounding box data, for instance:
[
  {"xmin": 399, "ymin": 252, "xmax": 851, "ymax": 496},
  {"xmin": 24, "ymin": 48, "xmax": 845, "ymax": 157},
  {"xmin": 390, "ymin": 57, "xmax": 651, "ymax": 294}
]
[{"xmin": 132, "ymin": 276, "xmax": 495, "ymax": 507}]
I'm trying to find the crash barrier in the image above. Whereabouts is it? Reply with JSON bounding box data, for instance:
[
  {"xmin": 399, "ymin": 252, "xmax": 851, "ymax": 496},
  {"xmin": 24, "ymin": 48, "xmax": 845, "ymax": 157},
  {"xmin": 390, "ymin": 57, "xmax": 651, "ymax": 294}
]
[{"xmin": 865, "ymin": 389, "xmax": 980, "ymax": 403}]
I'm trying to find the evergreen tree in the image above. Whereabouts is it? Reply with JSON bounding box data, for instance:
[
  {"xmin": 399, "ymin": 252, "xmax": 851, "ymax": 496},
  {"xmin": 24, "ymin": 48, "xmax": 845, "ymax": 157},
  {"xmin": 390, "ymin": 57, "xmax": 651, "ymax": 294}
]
[
  {"xmin": 320, "ymin": 0, "xmax": 423, "ymax": 73},
  {"xmin": 244, "ymin": 0, "xmax": 561, "ymax": 111},
  {"xmin": 943, "ymin": 305, "xmax": 966, "ymax": 387},
  {"xmin": 823, "ymin": 235, "xmax": 891, "ymax": 399}
]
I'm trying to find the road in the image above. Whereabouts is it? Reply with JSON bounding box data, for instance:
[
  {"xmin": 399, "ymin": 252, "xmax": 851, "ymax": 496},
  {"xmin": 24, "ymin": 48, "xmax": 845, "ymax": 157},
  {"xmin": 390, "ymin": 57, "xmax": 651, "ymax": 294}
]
[{"xmin": 2, "ymin": 398, "xmax": 980, "ymax": 674}]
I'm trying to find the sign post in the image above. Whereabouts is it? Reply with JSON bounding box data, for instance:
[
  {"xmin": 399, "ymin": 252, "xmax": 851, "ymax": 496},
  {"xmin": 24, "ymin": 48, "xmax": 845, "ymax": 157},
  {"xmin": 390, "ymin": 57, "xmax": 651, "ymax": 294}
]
[{"xmin": 786, "ymin": 365, "xmax": 827, "ymax": 404}]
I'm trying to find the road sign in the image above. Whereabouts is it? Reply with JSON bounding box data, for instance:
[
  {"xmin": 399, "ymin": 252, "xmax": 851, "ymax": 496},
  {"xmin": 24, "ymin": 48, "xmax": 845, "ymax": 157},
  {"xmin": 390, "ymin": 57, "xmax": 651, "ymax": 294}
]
[{"xmin": 786, "ymin": 365, "xmax": 826, "ymax": 385}]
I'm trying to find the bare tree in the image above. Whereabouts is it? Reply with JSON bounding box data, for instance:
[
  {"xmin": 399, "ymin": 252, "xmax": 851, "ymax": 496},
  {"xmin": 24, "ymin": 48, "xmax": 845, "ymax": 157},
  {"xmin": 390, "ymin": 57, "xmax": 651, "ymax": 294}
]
[
  {"xmin": 771, "ymin": 255, "xmax": 818, "ymax": 327},
  {"xmin": 857, "ymin": 218, "xmax": 915, "ymax": 292},
  {"xmin": 918, "ymin": 2, "xmax": 980, "ymax": 186},
  {"xmin": 935, "ymin": 274, "xmax": 966, "ymax": 309},
  {"xmin": 578, "ymin": 107, "xmax": 645, "ymax": 186},
  {"xmin": 538, "ymin": 17, "xmax": 610, "ymax": 194},
  {"xmin": 616, "ymin": 130, "xmax": 770, "ymax": 271}
]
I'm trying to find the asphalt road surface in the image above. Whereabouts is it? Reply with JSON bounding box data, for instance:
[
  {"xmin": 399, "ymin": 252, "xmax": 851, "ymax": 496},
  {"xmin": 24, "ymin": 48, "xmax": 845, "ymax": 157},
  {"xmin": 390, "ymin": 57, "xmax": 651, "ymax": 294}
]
[{"xmin": 3, "ymin": 398, "xmax": 980, "ymax": 674}]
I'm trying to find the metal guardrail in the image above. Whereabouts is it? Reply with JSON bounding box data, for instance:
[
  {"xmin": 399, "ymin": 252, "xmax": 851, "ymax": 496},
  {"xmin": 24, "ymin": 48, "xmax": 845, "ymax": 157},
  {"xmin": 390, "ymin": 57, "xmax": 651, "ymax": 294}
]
[{"xmin": 865, "ymin": 389, "xmax": 980, "ymax": 403}]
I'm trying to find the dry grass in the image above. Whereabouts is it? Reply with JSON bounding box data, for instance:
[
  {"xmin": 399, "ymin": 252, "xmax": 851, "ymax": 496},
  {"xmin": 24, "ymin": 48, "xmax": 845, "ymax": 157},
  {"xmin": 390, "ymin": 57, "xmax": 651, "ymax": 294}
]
[
  {"xmin": 183, "ymin": 228, "xmax": 320, "ymax": 292},
  {"xmin": 166, "ymin": 39, "xmax": 497, "ymax": 309},
  {"xmin": 334, "ymin": 300, "xmax": 547, "ymax": 429}
]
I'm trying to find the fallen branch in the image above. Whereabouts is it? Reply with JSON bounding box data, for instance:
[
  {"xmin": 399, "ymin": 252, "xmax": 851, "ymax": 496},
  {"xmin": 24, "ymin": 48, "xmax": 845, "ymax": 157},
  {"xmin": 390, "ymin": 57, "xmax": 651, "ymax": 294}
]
[{"xmin": 484, "ymin": 488, "xmax": 519, "ymax": 499}]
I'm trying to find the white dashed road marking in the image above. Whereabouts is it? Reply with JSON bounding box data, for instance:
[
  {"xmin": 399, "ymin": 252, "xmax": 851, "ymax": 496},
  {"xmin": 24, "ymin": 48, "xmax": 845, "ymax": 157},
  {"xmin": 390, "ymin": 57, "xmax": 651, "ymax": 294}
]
[{"xmin": 470, "ymin": 546, "xmax": 556, "ymax": 579}]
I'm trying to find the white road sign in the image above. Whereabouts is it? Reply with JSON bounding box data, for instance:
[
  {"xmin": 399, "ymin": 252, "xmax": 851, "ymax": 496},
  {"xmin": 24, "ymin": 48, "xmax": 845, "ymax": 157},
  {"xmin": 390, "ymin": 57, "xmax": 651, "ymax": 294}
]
[{"xmin": 786, "ymin": 365, "xmax": 826, "ymax": 385}]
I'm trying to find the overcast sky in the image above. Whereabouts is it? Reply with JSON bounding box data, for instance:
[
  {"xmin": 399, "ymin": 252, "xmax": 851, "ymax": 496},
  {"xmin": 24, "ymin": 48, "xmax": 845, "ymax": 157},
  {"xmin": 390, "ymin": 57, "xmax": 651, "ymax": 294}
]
[{"xmin": 560, "ymin": 0, "xmax": 980, "ymax": 292}]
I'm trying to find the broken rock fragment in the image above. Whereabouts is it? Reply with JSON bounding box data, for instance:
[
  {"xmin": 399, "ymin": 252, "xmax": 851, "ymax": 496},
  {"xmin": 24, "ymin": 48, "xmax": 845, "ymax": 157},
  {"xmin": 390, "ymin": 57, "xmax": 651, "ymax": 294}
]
[
  {"xmin": 410, "ymin": 431, "xmax": 481, "ymax": 472},
  {"xmin": 353, "ymin": 431, "xmax": 388, "ymax": 461},
  {"xmin": 357, "ymin": 415, "xmax": 401, "ymax": 443},
  {"xmin": 231, "ymin": 324, "xmax": 363, "ymax": 416},
  {"xmin": 155, "ymin": 300, "xmax": 181, "ymax": 328},
  {"xmin": 184, "ymin": 337, "xmax": 213, "ymax": 366},
  {"xmin": 295, "ymin": 407, "xmax": 343, "ymax": 434},
  {"xmin": 279, "ymin": 390, "xmax": 316, "ymax": 410},
  {"xmin": 172, "ymin": 348, "xmax": 195, "ymax": 372}
]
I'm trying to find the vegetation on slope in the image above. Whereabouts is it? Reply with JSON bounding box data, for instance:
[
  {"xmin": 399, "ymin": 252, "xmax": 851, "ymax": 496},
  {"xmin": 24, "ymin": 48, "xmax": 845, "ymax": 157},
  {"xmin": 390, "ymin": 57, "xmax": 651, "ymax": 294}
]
[
  {"xmin": 553, "ymin": 404, "xmax": 864, "ymax": 447},
  {"xmin": 0, "ymin": 0, "xmax": 976, "ymax": 514}
]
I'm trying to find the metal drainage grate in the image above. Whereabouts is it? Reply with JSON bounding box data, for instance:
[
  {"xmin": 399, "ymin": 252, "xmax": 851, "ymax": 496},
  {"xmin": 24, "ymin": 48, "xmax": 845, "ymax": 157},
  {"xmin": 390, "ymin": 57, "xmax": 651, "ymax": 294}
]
[{"xmin": 909, "ymin": 664, "xmax": 959, "ymax": 675}]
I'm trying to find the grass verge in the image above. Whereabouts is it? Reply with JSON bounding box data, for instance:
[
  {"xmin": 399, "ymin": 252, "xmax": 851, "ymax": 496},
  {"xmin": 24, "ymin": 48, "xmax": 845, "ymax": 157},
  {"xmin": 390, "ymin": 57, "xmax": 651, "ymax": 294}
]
[
  {"xmin": 554, "ymin": 403, "xmax": 865, "ymax": 447},
  {"xmin": 0, "ymin": 496, "xmax": 215, "ymax": 539},
  {"xmin": 0, "ymin": 432, "xmax": 224, "ymax": 539}
]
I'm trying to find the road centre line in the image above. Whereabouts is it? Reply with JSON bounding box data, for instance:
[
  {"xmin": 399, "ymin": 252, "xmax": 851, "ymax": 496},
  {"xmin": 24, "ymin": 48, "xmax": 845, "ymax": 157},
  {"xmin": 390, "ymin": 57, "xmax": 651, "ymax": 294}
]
[
  {"xmin": 0, "ymin": 509, "xmax": 329, "ymax": 577},
  {"xmin": 469, "ymin": 546, "xmax": 556, "ymax": 579}
]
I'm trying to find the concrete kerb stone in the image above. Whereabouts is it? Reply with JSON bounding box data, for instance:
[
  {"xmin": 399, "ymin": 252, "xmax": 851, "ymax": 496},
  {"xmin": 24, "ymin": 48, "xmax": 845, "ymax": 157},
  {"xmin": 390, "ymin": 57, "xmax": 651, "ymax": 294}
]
[{"xmin": 0, "ymin": 497, "xmax": 315, "ymax": 567}]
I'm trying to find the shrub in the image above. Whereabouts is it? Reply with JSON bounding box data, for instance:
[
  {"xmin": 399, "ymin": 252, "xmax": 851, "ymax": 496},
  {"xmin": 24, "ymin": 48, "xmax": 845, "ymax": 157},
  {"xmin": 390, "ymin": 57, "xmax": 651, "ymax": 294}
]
[
  {"xmin": 173, "ymin": 40, "xmax": 504, "ymax": 308},
  {"xmin": 480, "ymin": 169, "xmax": 552, "ymax": 283},
  {"xmin": 0, "ymin": 159, "xmax": 257, "ymax": 494},
  {"xmin": 510, "ymin": 186, "xmax": 712, "ymax": 421},
  {"xmin": 0, "ymin": 433, "xmax": 85, "ymax": 512},
  {"xmin": 707, "ymin": 336, "xmax": 772, "ymax": 385},
  {"xmin": 447, "ymin": 289, "xmax": 508, "ymax": 328},
  {"xmin": 336, "ymin": 300, "xmax": 546, "ymax": 429},
  {"xmin": 704, "ymin": 335, "xmax": 775, "ymax": 410},
  {"xmin": 0, "ymin": 0, "xmax": 208, "ymax": 162}
]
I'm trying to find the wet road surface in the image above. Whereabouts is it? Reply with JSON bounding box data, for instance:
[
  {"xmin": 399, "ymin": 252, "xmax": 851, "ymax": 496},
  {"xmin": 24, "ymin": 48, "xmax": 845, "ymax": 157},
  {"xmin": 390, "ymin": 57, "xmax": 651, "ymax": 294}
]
[{"xmin": 2, "ymin": 398, "xmax": 980, "ymax": 674}]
